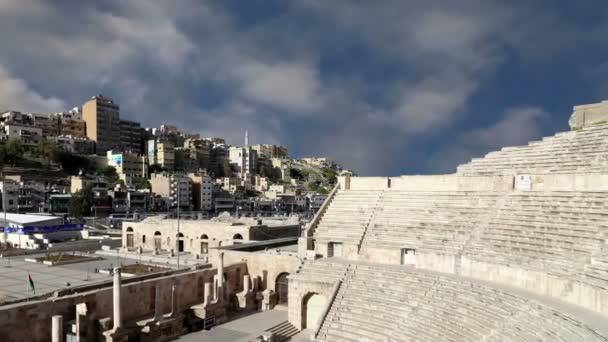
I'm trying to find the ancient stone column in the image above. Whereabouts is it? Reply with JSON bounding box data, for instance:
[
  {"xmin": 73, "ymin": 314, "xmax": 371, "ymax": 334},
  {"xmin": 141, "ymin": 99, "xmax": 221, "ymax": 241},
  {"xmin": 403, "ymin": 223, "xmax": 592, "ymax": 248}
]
[
  {"xmin": 203, "ymin": 282, "xmax": 212, "ymax": 306},
  {"xmin": 217, "ymin": 252, "xmax": 224, "ymax": 302},
  {"xmin": 75, "ymin": 302, "xmax": 88, "ymax": 342},
  {"xmin": 243, "ymin": 274, "xmax": 251, "ymax": 293},
  {"xmin": 170, "ymin": 284, "xmax": 178, "ymax": 317},
  {"xmin": 154, "ymin": 284, "xmax": 162, "ymax": 321},
  {"xmin": 112, "ymin": 267, "xmax": 122, "ymax": 330},
  {"xmin": 51, "ymin": 315, "xmax": 63, "ymax": 342}
]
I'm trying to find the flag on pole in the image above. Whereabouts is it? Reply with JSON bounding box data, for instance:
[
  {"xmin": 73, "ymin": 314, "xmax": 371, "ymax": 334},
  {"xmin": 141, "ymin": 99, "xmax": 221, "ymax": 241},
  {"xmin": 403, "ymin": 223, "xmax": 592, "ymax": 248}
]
[{"xmin": 27, "ymin": 272, "xmax": 35, "ymax": 294}]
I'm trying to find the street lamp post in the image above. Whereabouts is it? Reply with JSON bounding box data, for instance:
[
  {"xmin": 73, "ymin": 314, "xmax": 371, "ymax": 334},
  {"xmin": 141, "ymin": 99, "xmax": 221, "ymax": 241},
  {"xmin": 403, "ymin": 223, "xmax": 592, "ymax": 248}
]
[{"xmin": 176, "ymin": 180, "xmax": 180, "ymax": 270}]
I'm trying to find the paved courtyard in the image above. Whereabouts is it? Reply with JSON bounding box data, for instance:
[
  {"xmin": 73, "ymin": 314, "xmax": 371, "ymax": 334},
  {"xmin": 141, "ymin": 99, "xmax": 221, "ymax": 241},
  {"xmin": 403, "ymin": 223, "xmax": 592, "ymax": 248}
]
[
  {"xmin": 0, "ymin": 253, "xmax": 138, "ymax": 303},
  {"xmin": 178, "ymin": 307, "xmax": 288, "ymax": 342}
]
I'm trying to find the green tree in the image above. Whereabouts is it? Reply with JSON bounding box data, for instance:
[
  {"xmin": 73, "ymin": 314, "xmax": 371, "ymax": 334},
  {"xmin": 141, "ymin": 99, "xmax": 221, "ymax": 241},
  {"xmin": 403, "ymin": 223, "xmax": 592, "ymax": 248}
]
[
  {"xmin": 37, "ymin": 139, "xmax": 58, "ymax": 167},
  {"xmin": 52, "ymin": 150, "xmax": 93, "ymax": 175},
  {"xmin": 68, "ymin": 186, "xmax": 94, "ymax": 219},
  {"xmin": 96, "ymin": 165, "xmax": 118, "ymax": 179},
  {"xmin": 3, "ymin": 139, "xmax": 24, "ymax": 166},
  {"xmin": 133, "ymin": 177, "xmax": 151, "ymax": 190}
]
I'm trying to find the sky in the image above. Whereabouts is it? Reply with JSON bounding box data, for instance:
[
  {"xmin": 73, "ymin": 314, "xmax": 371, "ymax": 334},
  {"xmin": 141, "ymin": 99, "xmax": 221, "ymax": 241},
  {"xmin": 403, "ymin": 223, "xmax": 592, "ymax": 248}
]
[{"xmin": 0, "ymin": 1, "xmax": 607, "ymax": 176}]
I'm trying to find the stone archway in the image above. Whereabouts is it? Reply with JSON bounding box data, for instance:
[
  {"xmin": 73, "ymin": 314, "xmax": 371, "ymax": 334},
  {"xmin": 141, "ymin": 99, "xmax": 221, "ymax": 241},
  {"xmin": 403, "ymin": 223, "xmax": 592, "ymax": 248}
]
[
  {"xmin": 125, "ymin": 227, "xmax": 134, "ymax": 248},
  {"xmin": 154, "ymin": 231, "xmax": 162, "ymax": 251},
  {"xmin": 275, "ymin": 272, "xmax": 289, "ymax": 305},
  {"xmin": 302, "ymin": 293, "xmax": 326, "ymax": 329},
  {"xmin": 177, "ymin": 232, "xmax": 185, "ymax": 252}
]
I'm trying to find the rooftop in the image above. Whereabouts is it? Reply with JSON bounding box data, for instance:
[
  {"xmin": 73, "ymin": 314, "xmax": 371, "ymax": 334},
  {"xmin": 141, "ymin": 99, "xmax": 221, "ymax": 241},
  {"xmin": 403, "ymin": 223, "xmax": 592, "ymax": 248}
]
[{"xmin": 0, "ymin": 213, "xmax": 61, "ymax": 225}]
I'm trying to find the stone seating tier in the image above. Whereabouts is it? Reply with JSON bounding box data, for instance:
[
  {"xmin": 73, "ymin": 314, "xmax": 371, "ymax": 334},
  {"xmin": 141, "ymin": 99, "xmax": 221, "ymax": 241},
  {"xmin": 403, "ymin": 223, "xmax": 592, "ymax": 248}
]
[
  {"xmin": 457, "ymin": 123, "xmax": 608, "ymax": 175},
  {"xmin": 309, "ymin": 262, "xmax": 608, "ymax": 342},
  {"xmin": 314, "ymin": 189, "xmax": 608, "ymax": 290}
]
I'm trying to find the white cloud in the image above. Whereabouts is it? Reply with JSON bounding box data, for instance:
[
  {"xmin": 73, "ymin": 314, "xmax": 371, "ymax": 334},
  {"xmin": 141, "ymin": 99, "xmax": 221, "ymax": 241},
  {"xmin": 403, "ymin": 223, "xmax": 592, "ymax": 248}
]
[
  {"xmin": 234, "ymin": 61, "xmax": 323, "ymax": 112},
  {"xmin": 0, "ymin": 64, "xmax": 64, "ymax": 112}
]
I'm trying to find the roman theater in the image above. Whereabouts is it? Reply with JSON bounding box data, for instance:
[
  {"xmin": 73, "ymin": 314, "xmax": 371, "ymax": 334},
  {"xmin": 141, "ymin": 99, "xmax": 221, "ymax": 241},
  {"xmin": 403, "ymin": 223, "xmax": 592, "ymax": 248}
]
[{"xmin": 3, "ymin": 100, "xmax": 608, "ymax": 341}]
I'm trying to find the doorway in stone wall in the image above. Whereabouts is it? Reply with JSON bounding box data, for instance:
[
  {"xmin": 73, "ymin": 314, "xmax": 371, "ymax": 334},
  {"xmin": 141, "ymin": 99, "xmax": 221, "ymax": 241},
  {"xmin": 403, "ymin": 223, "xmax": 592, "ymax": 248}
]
[{"xmin": 275, "ymin": 272, "xmax": 289, "ymax": 305}]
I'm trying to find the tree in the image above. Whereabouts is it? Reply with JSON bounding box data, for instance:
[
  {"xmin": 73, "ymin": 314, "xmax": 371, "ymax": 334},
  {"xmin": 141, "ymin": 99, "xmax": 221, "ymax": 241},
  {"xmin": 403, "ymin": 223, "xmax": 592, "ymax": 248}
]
[
  {"xmin": 289, "ymin": 168, "xmax": 304, "ymax": 180},
  {"xmin": 52, "ymin": 150, "xmax": 93, "ymax": 175},
  {"xmin": 3, "ymin": 139, "xmax": 24, "ymax": 166},
  {"xmin": 96, "ymin": 165, "xmax": 118, "ymax": 179},
  {"xmin": 133, "ymin": 177, "xmax": 151, "ymax": 190},
  {"xmin": 37, "ymin": 139, "xmax": 58, "ymax": 167},
  {"xmin": 68, "ymin": 186, "xmax": 94, "ymax": 219}
]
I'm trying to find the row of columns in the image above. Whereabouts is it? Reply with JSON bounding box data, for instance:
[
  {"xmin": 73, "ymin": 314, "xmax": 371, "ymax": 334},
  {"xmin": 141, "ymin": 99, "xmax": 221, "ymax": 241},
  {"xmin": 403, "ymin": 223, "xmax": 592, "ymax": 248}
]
[{"xmin": 51, "ymin": 252, "xmax": 228, "ymax": 341}]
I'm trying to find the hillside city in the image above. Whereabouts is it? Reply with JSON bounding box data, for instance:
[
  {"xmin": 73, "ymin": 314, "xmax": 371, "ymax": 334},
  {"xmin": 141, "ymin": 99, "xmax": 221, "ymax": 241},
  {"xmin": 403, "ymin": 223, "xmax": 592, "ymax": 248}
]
[
  {"xmin": 2, "ymin": 3, "xmax": 608, "ymax": 342},
  {"xmin": 0, "ymin": 94, "xmax": 349, "ymax": 227}
]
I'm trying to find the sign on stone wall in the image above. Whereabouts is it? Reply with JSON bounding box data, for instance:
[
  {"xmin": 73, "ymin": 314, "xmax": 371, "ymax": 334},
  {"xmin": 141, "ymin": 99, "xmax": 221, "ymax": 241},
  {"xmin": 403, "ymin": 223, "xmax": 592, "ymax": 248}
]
[{"xmin": 514, "ymin": 175, "xmax": 532, "ymax": 191}]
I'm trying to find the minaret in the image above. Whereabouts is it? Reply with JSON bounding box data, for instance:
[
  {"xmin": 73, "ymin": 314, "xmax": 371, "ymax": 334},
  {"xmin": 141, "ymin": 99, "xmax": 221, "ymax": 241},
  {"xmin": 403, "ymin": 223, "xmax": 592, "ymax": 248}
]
[{"xmin": 244, "ymin": 129, "xmax": 249, "ymax": 147}]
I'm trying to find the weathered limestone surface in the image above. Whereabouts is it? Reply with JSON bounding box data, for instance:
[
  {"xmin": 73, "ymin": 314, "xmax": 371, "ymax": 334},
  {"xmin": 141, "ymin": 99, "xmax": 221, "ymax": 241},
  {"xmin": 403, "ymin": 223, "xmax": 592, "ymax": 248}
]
[
  {"xmin": 457, "ymin": 123, "xmax": 608, "ymax": 176},
  {"xmin": 570, "ymin": 100, "xmax": 608, "ymax": 130},
  {"xmin": 290, "ymin": 260, "xmax": 608, "ymax": 342}
]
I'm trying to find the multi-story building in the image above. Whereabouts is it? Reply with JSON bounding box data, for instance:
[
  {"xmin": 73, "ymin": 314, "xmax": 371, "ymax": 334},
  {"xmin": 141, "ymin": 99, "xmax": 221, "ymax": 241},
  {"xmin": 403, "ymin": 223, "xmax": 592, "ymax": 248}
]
[
  {"xmin": 229, "ymin": 146, "xmax": 257, "ymax": 180},
  {"xmin": 51, "ymin": 135, "xmax": 96, "ymax": 155},
  {"xmin": 300, "ymin": 157, "xmax": 329, "ymax": 167},
  {"xmin": 0, "ymin": 179, "xmax": 45, "ymax": 213},
  {"xmin": 189, "ymin": 171, "xmax": 213, "ymax": 211},
  {"xmin": 82, "ymin": 95, "xmax": 121, "ymax": 154},
  {"xmin": 119, "ymin": 119, "xmax": 143, "ymax": 153},
  {"xmin": 0, "ymin": 180, "xmax": 19, "ymax": 212},
  {"xmin": 3, "ymin": 124, "xmax": 42, "ymax": 145},
  {"xmin": 147, "ymin": 139, "xmax": 175, "ymax": 171},
  {"xmin": 0, "ymin": 111, "xmax": 33, "ymax": 126},
  {"xmin": 106, "ymin": 150, "xmax": 148, "ymax": 181},
  {"xmin": 184, "ymin": 137, "xmax": 212, "ymax": 170},
  {"xmin": 150, "ymin": 173, "xmax": 192, "ymax": 209},
  {"xmin": 57, "ymin": 115, "xmax": 86, "ymax": 138},
  {"xmin": 250, "ymin": 144, "xmax": 289, "ymax": 159},
  {"xmin": 30, "ymin": 113, "xmax": 59, "ymax": 137},
  {"xmin": 209, "ymin": 144, "xmax": 230, "ymax": 177}
]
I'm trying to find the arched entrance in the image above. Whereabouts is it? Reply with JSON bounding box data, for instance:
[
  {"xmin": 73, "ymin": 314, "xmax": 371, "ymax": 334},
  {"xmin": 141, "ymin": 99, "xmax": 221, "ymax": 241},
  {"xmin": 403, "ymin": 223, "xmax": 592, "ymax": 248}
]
[
  {"xmin": 302, "ymin": 293, "xmax": 326, "ymax": 329},
  {"xmin": 275, "ymin": 273, "xmax": 289, "ymax": 305},
  {"xmin": 154, "ymin": 231, "xmax": 162, "ymax": 251},
  {"xmin": 177, "ymin": 232, "xmax": 184, "ymax": 252},
  {"xmin": 126, "ymin": 227, "xmax": 134, "ymax": 247},
  {"xmin": 200, "ymin": 234, "xmax": 208, "ymax": 254},
  {"xmin": 233, "ymin": 233, "xmax": 243, "ymax": 244}
]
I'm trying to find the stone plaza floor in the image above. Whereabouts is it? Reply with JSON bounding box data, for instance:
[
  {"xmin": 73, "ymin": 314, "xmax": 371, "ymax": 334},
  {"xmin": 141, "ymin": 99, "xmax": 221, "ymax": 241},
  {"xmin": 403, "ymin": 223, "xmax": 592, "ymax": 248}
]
[
  {"xmin": 0, "ymin": 253, "xmax": 138, "ymax": 303},
  {"xmin": 178, "ymin": 307, "xmax": 289, "ymax": 342}
]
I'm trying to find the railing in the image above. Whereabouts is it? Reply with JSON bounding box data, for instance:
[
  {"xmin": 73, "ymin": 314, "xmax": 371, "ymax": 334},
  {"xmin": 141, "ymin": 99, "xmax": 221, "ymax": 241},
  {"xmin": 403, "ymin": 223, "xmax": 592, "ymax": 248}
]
[
  {"xmin": 303, "ymin": 183, "xmax": 340, "ymax": 238},
  {"xmin": 313, "ymin": 279, "xmax": 343, "ymax": 339}
]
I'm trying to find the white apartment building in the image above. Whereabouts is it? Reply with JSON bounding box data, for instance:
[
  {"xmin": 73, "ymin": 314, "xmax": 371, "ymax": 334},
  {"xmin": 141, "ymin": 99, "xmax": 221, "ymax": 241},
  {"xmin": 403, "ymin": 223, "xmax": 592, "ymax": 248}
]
[
  {"xmin": 106, "ymin": 150, "xmax": 148, "ymax": 180},
  {"xmin": 229, "ymin": 146, "xmax": 257, "ymax": 180}
]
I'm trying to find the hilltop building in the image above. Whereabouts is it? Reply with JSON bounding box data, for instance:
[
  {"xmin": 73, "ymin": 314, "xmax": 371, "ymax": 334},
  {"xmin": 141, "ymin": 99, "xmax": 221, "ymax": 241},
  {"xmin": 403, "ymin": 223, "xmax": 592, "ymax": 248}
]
[{"xmin": 82, "ymin": 95, "xmax": 121, "ymax": 154}]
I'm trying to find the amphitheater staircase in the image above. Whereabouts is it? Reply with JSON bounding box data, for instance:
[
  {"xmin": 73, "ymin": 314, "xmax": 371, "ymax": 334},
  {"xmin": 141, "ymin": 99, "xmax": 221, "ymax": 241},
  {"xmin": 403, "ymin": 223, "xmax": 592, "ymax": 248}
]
[
  {"xmin": 356, "ymin": 191, "xmax": 384, "ymax": 255},
  {"xmin": 265, "ymin": 320, "xmax": 299, "ymax": 342}
]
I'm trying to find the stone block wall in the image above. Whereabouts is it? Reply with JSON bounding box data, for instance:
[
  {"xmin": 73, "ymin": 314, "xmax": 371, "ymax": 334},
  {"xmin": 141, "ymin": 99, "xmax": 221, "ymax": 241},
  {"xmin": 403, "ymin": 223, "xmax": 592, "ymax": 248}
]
[
  {"xmin": 217, "ymin": 251, "xmax": 301, "ymax": 293},
  {"xmin": 0, "ymin": 264, "xmax": 249, "ymax": 342},
  {"xmin": 287, "ymin": 280, "xmax": 334, "ymax": 330}
]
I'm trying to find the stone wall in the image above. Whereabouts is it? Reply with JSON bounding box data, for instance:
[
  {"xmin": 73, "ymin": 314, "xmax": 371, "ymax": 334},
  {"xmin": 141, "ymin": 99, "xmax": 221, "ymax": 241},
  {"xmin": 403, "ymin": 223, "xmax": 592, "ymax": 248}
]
[
  {"xmin": 342, "ymin": 174, "xmax": 608, "ymax": 192},
  {"xmin": 213, "ymin": 250, "xmax": 301, "ymax": 293},
  {"xmin": 287, "ymin": 280, "xmax": 334, "ymax": 330},
  {"xmin": 0, "ymin": 264, "xmax": 248, "ymax": 342},
  {"xmin": 459, "ymin": 257, "xmax": 608, "ymax": 316}
]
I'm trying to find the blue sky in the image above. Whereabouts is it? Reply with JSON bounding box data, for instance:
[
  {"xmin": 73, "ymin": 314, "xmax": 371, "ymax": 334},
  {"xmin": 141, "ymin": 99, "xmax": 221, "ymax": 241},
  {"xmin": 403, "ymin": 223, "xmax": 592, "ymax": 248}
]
[{"xmin": 0, "ymin": 1, "xmax": 607, "ymax": 175}]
